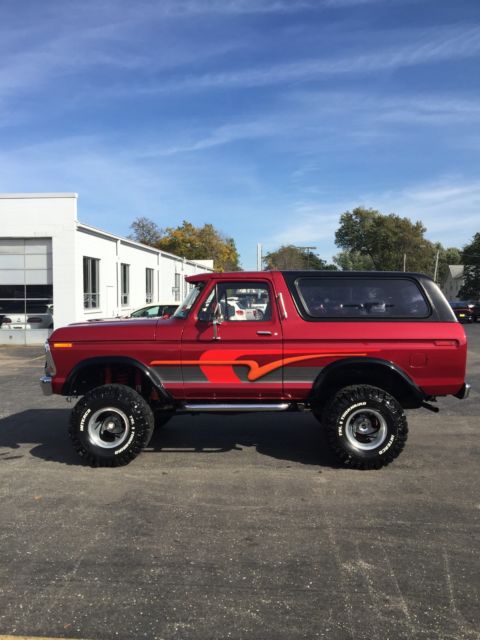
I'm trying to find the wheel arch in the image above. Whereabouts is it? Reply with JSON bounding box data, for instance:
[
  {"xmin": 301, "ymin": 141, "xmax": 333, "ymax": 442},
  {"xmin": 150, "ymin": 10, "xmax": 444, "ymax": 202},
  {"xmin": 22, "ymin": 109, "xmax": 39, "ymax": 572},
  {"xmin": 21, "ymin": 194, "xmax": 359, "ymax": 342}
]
[
  {"xmin": 310, "ymin": 357, "xmax": 425, "ymax": 410},
  {"xmin": 62, "ymin": 356, "xmax": 172, "ymax": 403}
]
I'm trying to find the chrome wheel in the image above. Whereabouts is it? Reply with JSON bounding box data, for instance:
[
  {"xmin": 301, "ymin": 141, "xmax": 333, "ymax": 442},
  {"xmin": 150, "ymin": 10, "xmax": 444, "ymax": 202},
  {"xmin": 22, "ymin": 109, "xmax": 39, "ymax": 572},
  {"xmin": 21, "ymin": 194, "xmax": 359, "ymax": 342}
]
[
  {"xmin": 87, "ymin": 407, "xmax": 130, "ymax": 449},
  {"xmin": 345, "ymin": 408, "xmax": 388, "ymax": 451}
]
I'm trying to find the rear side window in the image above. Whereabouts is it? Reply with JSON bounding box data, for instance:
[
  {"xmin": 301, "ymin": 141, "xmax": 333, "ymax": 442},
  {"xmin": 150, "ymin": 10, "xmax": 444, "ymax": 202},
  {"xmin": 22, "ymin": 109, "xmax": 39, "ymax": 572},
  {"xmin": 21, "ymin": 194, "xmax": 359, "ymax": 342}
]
[{"xmin": 295, "ymin": 278, "xmax": 430, "ymax": 319}]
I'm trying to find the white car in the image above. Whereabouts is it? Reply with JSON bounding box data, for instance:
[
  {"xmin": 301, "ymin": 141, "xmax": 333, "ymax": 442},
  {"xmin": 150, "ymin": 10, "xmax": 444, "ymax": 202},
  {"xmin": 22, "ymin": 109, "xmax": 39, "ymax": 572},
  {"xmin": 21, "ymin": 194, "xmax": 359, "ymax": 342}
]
[
  {"xmin": 88, "ymin": 302, "xmax": 179, "ymax": 323},
  {"xmin": 223, "ymin": 297, "xmax": 264, "ymax": 321},
  {"xmin": 0, "ymin": 303, "xmax": 53, "ymax": 330},
  {"xmin": 128, "ymin": 302, "xmax": 178, "ymax": 319}
]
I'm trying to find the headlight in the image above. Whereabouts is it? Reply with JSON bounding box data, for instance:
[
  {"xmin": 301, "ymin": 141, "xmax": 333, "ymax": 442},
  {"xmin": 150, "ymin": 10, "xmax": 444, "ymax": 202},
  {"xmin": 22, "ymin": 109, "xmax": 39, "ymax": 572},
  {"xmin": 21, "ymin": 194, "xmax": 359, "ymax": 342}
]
[{"xmin": 44, "ymin": 340, "xmax": 56, "ymax": 376}]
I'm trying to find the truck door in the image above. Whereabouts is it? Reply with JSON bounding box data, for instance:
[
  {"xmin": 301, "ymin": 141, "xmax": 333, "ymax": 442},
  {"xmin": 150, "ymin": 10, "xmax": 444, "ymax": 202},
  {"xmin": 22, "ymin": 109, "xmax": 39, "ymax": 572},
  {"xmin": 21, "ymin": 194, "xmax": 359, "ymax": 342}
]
[{"xmin": 180, "ymin": 279, "xmax": 284, "ymax": 400}]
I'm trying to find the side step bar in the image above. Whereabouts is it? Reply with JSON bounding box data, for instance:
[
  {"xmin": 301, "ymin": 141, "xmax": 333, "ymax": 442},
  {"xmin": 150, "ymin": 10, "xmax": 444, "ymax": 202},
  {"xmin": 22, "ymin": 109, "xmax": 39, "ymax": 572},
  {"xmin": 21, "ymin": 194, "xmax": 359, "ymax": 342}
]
[{"xmin": 182, "ymin": 403, "xmax": 292, "ymax": 413}]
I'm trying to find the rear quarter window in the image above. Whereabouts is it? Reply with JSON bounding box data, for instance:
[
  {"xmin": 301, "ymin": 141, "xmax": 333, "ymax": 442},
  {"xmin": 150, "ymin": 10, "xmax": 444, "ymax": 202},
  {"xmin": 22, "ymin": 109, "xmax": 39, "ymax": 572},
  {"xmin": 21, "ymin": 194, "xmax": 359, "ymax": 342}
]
[{"xmin": 294, "ymin": 277, "xmax": 430, "ymax": 320}]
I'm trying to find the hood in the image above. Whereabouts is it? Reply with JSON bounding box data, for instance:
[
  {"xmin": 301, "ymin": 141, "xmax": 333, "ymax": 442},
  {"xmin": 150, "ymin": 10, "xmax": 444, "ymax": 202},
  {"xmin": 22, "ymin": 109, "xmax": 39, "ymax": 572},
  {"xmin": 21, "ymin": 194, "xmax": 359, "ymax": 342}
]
[{"xmin": 51, "ymin": 316, "xmax": 183, "ymax": 343}]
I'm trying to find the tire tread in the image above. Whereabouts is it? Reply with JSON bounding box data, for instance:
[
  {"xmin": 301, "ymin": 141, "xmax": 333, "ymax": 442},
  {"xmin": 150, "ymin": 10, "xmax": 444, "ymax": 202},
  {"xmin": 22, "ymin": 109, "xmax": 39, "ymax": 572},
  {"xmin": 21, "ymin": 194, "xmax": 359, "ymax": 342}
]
[
  {"xmin": 69, "ymin": 384, "xmax": 154, "ymax": 467},
  {"xmin": 324, "ymin": 384, "xmax": 408, "ymax": 470}
]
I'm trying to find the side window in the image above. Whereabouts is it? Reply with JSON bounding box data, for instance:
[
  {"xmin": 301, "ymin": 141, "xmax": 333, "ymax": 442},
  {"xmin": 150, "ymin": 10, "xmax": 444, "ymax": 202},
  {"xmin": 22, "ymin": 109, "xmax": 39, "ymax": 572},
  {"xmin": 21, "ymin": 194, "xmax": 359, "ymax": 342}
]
[
  {"xmin": 295, "ymin": 278, "xmax": 429, "ymax": 319},
  {"xmin": 198, "ymin": 282, "xmax": 272, "ymax": 322}
]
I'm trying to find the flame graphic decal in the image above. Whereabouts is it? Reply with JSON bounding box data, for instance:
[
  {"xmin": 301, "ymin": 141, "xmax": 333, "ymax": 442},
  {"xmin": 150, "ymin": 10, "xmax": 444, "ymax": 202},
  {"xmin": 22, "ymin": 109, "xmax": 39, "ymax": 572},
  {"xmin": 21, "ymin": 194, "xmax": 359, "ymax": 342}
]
[{"xmin": 151, "ymin": 352, "xmax": 369, "ymax": 382}]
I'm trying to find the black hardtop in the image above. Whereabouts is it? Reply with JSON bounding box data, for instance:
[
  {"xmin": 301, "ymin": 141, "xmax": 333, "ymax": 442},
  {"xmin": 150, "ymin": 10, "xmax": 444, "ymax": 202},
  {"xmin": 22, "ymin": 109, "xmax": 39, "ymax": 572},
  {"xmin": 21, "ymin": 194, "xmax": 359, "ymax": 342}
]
[
  {"xmin": 278, "ymin": 270, "xmax": 434, "ymax": 280},
  {"xmin": 280, "ymin": 270, "xmax": 455, "ymax": 323}
]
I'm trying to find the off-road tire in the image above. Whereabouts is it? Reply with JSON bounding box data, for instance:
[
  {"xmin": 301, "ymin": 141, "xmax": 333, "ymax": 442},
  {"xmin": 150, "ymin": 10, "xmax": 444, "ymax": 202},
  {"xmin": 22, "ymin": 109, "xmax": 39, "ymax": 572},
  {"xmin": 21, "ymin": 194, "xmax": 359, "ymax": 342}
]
[
  {"xmin": 323, "ymin": 385, "xmax": 408, "ymax": 469},
  {"xmin": 69, "ymin": 384, "xmax": 154, "ymax": 467}
]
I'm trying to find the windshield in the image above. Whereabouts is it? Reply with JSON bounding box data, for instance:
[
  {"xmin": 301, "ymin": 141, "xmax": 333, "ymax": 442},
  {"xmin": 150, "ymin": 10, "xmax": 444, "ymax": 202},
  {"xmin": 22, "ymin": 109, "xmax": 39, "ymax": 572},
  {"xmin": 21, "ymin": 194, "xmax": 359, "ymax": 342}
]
[{"xmin": 173, "ymin": 283, "xmax": 205, "ymax": 318}]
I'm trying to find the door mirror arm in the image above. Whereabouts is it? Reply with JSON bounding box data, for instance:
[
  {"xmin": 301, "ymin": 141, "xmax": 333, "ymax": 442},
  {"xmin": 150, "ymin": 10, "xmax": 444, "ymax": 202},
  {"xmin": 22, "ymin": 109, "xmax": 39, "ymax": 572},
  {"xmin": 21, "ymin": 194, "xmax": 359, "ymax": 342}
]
[
  {"xmin": 212, "ymin": 301, "xmax": 223, "ymax": 340},
  {"xmin": 213, "ymin": 301, "xmax": 224, "ymax": 324}
]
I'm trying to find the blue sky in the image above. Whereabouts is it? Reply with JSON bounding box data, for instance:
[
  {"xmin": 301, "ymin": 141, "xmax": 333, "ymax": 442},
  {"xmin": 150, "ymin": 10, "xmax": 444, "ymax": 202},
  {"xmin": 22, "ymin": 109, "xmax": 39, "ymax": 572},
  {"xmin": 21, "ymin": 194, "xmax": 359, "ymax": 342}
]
[{"xmin": 1, "ymin": 0, "xmax": 479, "ymax": 269}]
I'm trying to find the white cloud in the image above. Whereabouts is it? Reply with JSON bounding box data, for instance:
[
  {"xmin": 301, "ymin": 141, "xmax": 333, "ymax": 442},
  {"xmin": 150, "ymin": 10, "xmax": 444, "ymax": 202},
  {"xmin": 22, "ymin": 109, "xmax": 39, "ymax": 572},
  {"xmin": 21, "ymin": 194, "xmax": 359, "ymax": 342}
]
[
  {"xmin": 154, "ymin": 25, "xmax": 480, "ymax": 92},
  {"xmin": 114, "ymin": 0, "xmax": 389, "ymax": 17},
  {"xmin": 138, "ymin": 120, "xmax": 287, "ymax": 157},
  {"xmin": 0, "ymin": 4, "xmax": 246, "ymax": 103}
]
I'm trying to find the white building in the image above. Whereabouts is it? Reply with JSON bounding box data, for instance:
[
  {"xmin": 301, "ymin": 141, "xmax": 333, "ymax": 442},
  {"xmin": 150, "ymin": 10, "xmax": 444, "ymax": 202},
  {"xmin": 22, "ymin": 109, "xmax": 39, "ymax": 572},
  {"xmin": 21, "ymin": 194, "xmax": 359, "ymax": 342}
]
[
  {"xmin": 0, "ymin": 193, "xmax": 213, "ymax": 345},
  {"xmin": 442, "ymin": 265, "xmax": 465, "ymax": 301}
]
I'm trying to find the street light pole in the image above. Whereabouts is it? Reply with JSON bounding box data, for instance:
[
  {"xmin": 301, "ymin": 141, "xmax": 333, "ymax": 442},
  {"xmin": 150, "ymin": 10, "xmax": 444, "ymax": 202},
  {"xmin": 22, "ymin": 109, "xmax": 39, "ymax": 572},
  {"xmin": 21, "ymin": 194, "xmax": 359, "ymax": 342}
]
[
  {"xmin": 257, "ymin": 243, "xmax": 263, "ymax": 271},
  {"xmin": 297, "ymin": 246, "xmax": 317, "ymax": 270},
  {"xmin": 433, "ymin": 250, "xmax": 440, "ymax": 283}
]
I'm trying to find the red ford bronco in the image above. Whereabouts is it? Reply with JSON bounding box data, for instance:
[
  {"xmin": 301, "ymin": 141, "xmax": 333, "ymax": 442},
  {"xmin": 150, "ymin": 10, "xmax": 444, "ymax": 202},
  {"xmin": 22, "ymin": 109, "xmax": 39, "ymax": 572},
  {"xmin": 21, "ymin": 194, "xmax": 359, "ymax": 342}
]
[{"xmin": 41, "ymin": 271, "xmax": 469, "ymax": 469}]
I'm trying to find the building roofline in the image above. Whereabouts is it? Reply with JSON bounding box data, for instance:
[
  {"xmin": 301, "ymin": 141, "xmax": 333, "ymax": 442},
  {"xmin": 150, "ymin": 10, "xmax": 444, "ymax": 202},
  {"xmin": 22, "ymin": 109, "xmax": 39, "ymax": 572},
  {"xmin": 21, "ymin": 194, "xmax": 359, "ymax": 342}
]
[
  {"xmin": 77, "ymin": 221, "xmax": 214, "ymax": 271},
  {"xmin": 0, "ymin": 192, "xmax": 78, "ymax": 199}
]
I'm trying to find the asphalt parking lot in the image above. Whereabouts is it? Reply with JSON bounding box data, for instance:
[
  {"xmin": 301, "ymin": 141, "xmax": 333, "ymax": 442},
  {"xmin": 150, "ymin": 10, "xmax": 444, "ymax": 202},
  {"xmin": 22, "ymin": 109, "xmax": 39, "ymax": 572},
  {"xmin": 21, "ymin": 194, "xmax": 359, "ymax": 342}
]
[{"xmin": 0, "ymin": 326, "xmax": 479, "ymax": 640}]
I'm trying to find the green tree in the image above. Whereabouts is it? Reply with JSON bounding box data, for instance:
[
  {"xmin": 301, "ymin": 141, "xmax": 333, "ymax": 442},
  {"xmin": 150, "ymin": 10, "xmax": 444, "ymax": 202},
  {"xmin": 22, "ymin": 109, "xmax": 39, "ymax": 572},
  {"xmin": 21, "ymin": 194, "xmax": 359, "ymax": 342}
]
[
  {"xmin": 335, "ymin": 207, "xmax": 435, "ymax": 273},
  {"xmin": 263, "ymin": 245, "xmax": 337, "ymax": 270},
  {"xmin": 156, "ymin": 220, "xmax": 241, "ymax": 272},
  {"xmin": 332, "ymin": 250, "xmax": 375, "ymax": 271},
  {"xmin": 129, "ymin": 217, "xmax": 241, "ymax": 271},
  {"xmin": 129, "ymin": 217, "xmax": 162, "ymax": 245},
  {"xmin": 459, "ymin": 233, "xmax": 480, "ymax": 300}
]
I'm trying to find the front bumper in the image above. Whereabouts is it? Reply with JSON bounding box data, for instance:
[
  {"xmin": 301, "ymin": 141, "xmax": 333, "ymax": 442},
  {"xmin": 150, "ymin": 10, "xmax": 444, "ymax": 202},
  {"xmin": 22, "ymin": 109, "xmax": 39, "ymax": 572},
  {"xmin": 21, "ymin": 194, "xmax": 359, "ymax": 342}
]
[
  {"xmin": 454, "ymin": 383, "xmax": 471, "ymax": 400},
  {"xmin": 40, "ymin": 375, "xmax": 53, "ymax": 396}
]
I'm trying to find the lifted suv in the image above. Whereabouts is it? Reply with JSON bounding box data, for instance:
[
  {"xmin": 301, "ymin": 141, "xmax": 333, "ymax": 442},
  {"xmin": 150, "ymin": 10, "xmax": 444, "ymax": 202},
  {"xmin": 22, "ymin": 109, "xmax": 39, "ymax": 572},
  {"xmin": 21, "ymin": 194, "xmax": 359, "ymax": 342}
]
[{"xmin": 41, "ymin": 271, "xmax": 469, "ymax": 469}]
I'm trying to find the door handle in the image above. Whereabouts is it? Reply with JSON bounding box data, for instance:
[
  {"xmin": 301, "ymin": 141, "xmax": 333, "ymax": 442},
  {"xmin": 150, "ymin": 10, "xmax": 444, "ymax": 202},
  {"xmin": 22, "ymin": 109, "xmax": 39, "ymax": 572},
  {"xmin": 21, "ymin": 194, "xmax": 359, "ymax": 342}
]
[{"xmin": 257, "ymin": 330, "xmax": 272, "ymax": 336}]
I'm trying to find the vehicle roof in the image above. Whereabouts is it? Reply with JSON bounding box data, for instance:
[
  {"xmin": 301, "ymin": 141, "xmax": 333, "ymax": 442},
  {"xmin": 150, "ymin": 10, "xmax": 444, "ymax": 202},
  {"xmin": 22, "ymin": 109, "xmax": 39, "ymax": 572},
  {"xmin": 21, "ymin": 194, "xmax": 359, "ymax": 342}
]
[{"xmin": 186, "ymin": 270, "xmax": 434, "ymax": 283}]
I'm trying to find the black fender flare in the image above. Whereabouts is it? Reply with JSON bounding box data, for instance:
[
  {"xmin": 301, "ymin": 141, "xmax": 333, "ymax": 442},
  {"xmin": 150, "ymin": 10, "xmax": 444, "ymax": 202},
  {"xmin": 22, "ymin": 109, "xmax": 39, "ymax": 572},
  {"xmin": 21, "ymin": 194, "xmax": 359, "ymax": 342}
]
[
  {"xmin": 62, "ymin": 356, "xmax": 173, "ymax": 402},
  {"xmin": 309, "ymin": 357, "xmax": 426, "ymax": 409}
]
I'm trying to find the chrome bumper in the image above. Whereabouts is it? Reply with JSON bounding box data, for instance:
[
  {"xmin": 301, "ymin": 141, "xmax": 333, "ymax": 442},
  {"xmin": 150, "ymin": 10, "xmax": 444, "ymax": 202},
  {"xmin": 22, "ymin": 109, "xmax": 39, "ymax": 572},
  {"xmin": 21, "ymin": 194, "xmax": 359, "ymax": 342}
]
[
  {"xmin": 40, "ymin": 375, "xmax": 53, "ymax": 396},
  {"xmin": 454, "ymin": 383, "xmax": 471, "ymax": 400}
]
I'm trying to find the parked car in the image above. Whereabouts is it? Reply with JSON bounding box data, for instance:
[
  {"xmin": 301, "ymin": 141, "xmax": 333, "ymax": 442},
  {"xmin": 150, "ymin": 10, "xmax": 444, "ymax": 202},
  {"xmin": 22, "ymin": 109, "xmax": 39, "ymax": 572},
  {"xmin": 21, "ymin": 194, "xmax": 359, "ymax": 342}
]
[
  {"xmin": 88, "ymin": 303, "xmax": 179, "ymax": 323},
  {"xmin": 1, "ymin": 302, "xmax": 53, "ymax": 330},
  {"xmin": 467, "ymin": 301, "xmax": 480, "ymax": 322},
  {"xmin": 128, "ymin": 303, "xmax": 178, "ymax": 319},
  {"xmin": 41, "ymin": 271, "xmax": 469, "ymax": 470},
  {"xmin": 222, "ymin": 296, "xmax": 264, "ymax": 321},
  {"xmin": 449, "ymin": 301, "xmax": 475, "ymax": 323}
]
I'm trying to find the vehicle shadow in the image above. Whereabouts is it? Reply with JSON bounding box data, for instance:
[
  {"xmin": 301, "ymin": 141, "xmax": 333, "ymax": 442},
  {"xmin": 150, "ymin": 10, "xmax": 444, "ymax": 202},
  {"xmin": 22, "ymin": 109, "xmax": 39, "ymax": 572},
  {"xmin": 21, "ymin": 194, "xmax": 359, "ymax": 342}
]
[
  {"xmin": 0, "ymin": 409, "xmax": 341, "ymax": 468},
  {"xmin": 149, "ymin": 412, "xmax": 341, "ymax": 468},
  {"xmin": 0, "ymin": 408, "xmax": 79, "ymax": 465}
]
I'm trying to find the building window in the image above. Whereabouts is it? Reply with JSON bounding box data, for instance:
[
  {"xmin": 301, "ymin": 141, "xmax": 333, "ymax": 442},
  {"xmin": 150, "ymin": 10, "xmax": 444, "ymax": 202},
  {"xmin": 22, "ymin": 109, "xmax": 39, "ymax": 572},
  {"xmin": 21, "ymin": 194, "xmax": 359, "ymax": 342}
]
[
  {"xmin": 121, "ymin": 263, "xmax": 130, "ymax": 306},
  {"xmin": 146, "ymin": 268, "xmax": 154, "ymax": 303},
  {"xmin": 83, "ymin": 257, "xmax": 100, "ymax": 309},
  {"xmin": 174, "ymin": 272, "xmax": 181, "ymax": 302},
  {"xmin": 0, "ymin": 238, "xmax": 54, "ymax": 331}
]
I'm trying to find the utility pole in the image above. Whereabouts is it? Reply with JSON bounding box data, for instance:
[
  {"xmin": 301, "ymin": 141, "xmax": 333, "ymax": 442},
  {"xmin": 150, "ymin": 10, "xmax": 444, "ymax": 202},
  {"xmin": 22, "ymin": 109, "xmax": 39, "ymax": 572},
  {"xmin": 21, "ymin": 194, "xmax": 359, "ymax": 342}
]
[
  {"xmin": 403, "ymin": 253, "xmax": 407, "ymax": 272},
  {"xmin": 297, "ymin": 246, "xmax": 317, "ymax": 270},
  {"xmin": 433, "ymin": 250, "xmax": 440, "ymax": 283},
  {"xmin": 256, "ymin": 243, "xmax": 263, "ymax": 271}
]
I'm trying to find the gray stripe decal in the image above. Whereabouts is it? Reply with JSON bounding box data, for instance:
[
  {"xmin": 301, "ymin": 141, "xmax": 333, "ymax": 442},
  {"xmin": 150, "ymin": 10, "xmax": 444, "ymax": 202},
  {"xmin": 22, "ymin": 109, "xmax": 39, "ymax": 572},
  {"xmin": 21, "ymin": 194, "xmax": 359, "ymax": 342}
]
[
  {"xmin": 233, "ymin": 365, "xmax": 282, "ymax": 383},
  {"xmin": 154, "ymin": 365, "xmax": 183, "ymax": 383},
  {"xmin": 284, "ymin": 366, "xmax": 322, "ymax": 383},
  {"xmin": 154, "ymin": 365, "xmax": 209, "ymax": 384},
  {"xmin": 183, "ymin": 367, "xmax": 210, "ymax": 383},
  {"xmin": 155, "ymin": 364, "xmax": 321, "ymax": 384}
]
